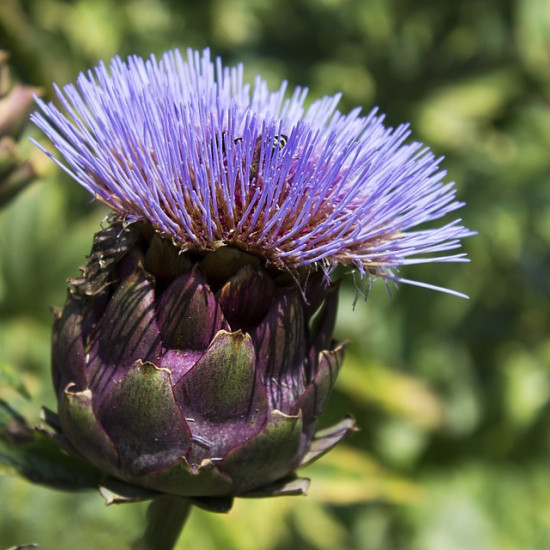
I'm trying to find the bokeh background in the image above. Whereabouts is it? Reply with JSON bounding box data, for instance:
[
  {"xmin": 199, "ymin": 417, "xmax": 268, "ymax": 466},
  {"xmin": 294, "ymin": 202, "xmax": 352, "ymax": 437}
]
[{"xmin": 1, "ymin": 0, "xmax": 550, "ymax": 548}]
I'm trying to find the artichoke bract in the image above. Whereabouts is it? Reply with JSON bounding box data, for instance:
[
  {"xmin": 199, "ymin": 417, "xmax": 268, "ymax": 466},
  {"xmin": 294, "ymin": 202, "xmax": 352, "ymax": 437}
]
[
  {"xmin": 32, "ymin": 48, "xmax": 473, "ymax": 503},
  {"xmin": 53, "ymin": 221, "xmax": 352, "ymax": 497}
]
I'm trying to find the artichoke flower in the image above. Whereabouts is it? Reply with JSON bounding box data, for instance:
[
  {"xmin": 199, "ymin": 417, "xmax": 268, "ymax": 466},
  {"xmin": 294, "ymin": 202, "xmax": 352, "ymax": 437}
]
[{"xmin": 32, "ymin": 49, "xmax": 473, "ymax": 503}]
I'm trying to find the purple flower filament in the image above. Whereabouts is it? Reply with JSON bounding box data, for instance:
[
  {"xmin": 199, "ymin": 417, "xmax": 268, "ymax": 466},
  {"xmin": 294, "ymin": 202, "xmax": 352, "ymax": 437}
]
[{"xmin": 31, "ymin": 48, "xmax": 474, "ymax": 295}]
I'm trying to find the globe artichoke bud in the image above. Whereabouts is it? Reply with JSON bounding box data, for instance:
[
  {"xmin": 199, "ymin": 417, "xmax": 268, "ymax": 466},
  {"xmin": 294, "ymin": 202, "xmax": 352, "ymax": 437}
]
[
  {"xmin": 52, "ymin": 220, "xmax": 351, "ymax": 497},
  {"xmin": 0, "ymin": 51, "xmax": 41, "ymax": 207},
  {"xmin": 32, "ymin": 48, "xmax": 473, "ymax": 502}
]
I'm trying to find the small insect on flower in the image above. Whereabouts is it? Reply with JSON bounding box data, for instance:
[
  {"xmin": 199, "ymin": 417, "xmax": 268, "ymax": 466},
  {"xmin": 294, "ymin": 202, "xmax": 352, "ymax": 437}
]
[
  {"xmin": 273, "ymin": 134, "xmax": 288, "ymax": 149},
  {"xmin": 248, "ymin": 133, "xmax": 289, "ymax": 182},
  {"xmin": 31, "ymin": 48, "xmax": 473, "ymax": 502}
]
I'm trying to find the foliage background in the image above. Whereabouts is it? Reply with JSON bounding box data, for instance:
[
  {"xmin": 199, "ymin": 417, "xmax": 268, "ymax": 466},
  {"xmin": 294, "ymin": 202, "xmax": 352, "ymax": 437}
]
[{"xmin": 1, "ymin": 0, "xmax": 550, "ymax": 548}]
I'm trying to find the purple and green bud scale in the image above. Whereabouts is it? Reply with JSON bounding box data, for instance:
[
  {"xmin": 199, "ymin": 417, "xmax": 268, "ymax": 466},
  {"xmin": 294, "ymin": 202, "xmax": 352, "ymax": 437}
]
[{"xmin": 32, "ymin": 48, "xmax": 473, "ymax": 500}]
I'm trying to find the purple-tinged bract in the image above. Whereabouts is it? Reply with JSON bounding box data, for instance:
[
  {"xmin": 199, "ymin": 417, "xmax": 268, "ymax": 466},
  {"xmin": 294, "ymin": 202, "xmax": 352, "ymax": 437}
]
[{"xmin": 32, "ymin": 48, "xmax": 473, "ymax": 291}]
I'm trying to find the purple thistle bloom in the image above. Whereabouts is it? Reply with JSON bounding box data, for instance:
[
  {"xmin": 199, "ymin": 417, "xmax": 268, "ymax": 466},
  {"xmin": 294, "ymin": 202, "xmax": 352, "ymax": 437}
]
[
  {"xmin": 30, "ymin": 48, "xmax": 474, "ymax": 503},
  {"xmin": 32, "ymin": 48, "xmax": 473, "ymax": 295}
]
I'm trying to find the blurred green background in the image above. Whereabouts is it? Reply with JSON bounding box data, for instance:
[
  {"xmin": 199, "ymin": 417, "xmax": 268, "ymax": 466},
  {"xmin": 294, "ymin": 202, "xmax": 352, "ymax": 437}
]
[{"xmin": 1, "ymin": 0, "xmax": 550, "ymax": 548}]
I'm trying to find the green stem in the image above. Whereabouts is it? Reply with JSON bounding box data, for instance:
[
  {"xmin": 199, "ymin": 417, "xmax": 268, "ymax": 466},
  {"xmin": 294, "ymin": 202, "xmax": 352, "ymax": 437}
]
[{"xmin": 133, "ymin": 496, "xmax": 192, "ymax": 550}]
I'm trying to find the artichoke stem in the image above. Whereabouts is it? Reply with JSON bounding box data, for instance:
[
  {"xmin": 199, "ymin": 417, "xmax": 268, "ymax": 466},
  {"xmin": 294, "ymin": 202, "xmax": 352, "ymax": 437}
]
[{"xmin": 133, "ymin": 496, "xmax": 192, "ymax": 550}]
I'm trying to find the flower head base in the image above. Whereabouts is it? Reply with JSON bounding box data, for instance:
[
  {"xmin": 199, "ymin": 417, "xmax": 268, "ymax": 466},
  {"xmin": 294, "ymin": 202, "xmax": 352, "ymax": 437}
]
[
  {"xmin": 48, "ymin": 220, "xmax": 353, "ymax": 498},
  {"xmin": 32, "ymin": 48, "xmax": 473, "ymax": 293}
]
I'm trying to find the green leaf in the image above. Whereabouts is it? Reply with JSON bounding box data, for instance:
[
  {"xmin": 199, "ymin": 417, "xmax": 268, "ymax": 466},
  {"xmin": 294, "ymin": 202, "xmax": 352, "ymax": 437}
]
[
  {"xmin": 0, "ymin": 399, "xmax": 101, "ymax": 491},
  {"xmin": 0, "ymin": 361, "xmax": 30, "ymax": 399}
]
